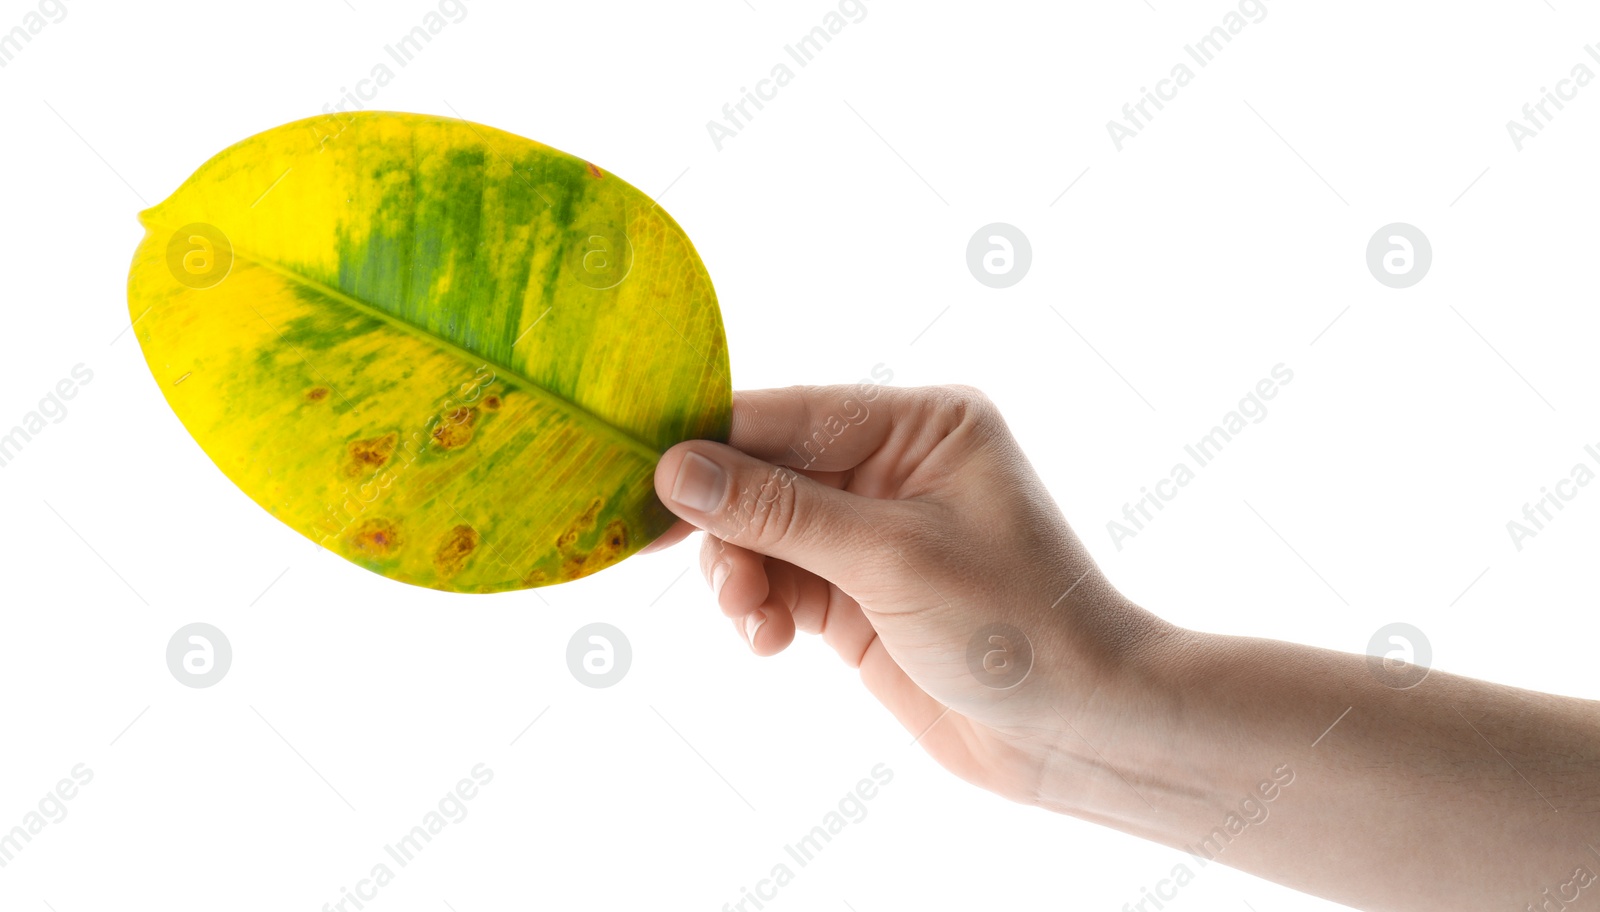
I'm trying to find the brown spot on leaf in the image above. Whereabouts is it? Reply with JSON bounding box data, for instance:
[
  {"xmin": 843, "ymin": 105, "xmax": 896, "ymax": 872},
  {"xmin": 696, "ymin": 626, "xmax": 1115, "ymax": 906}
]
[
  {"xmin": 556, "ymin": 497, "xmax": 604, "ymax": 551},
  {"xmin": 586, "ymin": 161, "xmax": 603, "ymax": 179},
  {"xmin": 350, "ymin": 518, "xmax": 402, "ymax": 557},
  {"xmin": 576, "ymin": 497, "xmax": 602, "ymax": 528},
  {"xmin": 434, "ymin": 523, "xmax": 479, "ymax": 578},
  {"xmin": 482, "ymin": 394, "xmax": 501, "ymax": 411},
  {"xmin": 597, "ymin": 520, "xmax": 628, "ymax": 559},
  {"xmin": 306, "ymin": 387, "xmax": 330, "ymax": 401},
  {"xmin": 344, "ymin": 432, "xmax": 398, "ymax": 477},
  {"xmin": 560, "ymin": 520, "xmax": 630, "ymax": 582},
  {"xmin": 431, "ymin": 406, "xmax": 477, "ymax": 449}
]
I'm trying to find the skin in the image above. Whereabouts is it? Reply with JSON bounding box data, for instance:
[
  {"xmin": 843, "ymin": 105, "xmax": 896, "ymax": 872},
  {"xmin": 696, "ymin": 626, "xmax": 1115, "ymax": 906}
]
[{"xmin": 646, "ymin": 384, "xmax": 1600, "ymax": 912}]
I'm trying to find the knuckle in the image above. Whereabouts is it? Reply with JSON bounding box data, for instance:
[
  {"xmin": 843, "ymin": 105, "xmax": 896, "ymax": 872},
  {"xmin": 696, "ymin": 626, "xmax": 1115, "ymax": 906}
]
[
  {"xmin": 730, "ymin": 465, "xmax": 802, "ymax": 550},
  {"xmin": 699, "ymin": 534, "xmax": 728, "ymax": 578},
  {"xmin": 932, "ymin": 384, "xmax": 1000, "ymax": 432}
]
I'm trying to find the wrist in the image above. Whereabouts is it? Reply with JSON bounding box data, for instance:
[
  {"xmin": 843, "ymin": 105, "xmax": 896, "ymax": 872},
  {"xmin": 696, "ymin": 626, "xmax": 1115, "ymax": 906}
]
[{"xmin": 1020, "ymin": 610, "xmax": 1208, "ymax": 825}]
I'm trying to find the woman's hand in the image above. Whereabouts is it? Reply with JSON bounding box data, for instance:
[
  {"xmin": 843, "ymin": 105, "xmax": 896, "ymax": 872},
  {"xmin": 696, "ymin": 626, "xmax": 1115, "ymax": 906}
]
[
  {"xmin": 649, "ymin": 383, "xmax": 1600, "ymax": 912},
  {"xmin": 648, "ymin": 383, "xmax": 1171, "ymax": 804}
]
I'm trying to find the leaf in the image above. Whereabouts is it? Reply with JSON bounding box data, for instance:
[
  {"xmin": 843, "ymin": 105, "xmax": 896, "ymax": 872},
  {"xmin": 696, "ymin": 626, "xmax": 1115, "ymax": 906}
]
[{"xmin": 126, "ymin": 111, "xmax": 731, "ymax": 593}]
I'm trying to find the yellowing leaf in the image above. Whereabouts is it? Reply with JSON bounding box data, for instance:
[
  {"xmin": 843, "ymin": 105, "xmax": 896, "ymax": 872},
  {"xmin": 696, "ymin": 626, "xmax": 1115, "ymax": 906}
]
[{"xmin": 126, "ymin": 111, "xmax": 731, "ymax": 593}]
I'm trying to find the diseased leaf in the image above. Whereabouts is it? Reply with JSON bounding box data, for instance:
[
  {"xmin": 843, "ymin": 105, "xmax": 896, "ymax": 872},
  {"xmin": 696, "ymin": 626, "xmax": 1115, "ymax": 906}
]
[{"xmin": 126, "ymin": 111, "xmax": 731, "ymax": 593}]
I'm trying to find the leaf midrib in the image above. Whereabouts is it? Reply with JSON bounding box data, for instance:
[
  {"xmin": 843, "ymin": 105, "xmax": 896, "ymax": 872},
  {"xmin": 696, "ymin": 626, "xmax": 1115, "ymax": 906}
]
[{"xmin": 145, "ymin": 220, "xmax": 665, "ymax": 465}]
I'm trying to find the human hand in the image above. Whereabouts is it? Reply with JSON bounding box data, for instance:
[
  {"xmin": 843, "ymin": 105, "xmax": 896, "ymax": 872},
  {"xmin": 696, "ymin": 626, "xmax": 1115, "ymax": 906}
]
[
  {"xmin": 648, "ymin": 383, "xmax": 1172, "ymax": 803},
  {"xmin": 649, "ymin": 384, "xmax": 1600, "ymax": 912}
]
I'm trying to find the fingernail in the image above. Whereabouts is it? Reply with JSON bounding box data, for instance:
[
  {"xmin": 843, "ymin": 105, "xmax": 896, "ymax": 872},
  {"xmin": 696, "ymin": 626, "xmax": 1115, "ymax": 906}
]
[
  {"xmin": 710, "ymin": 562, "xmax": 730, "ymax": 598},
  {"xmin": 671, "ymin": 452, "xmax": 726, "ymax": 514},
  {"xmin": 744, "ymin": 610, "xmax": 768, "ymax": 648}
]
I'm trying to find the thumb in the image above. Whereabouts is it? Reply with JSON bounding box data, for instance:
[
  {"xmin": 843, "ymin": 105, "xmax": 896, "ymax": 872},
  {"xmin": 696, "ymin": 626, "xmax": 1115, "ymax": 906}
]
[{"xmin": 653, "ymin": 440, "xmax": 893, "ymax": 584}]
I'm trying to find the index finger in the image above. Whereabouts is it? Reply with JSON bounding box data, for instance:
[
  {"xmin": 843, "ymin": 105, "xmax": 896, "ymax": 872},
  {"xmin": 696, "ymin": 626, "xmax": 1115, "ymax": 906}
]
[{"xmin": 728, "ymin": 383, "xmax": 921, "ymax": 473}]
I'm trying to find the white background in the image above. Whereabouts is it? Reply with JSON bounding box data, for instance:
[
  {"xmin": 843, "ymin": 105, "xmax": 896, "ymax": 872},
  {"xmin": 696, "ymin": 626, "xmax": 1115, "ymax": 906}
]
[{"xmin": 2, "ymin": 1, "xmax": 1598, "ymax": 909}]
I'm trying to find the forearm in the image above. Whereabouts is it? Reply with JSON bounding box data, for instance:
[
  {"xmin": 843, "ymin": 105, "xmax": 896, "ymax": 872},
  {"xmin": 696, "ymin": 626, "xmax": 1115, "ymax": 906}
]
[{"xmin": 1038, "ymin": 626, "xmax": 1600, "ymax": 911}]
